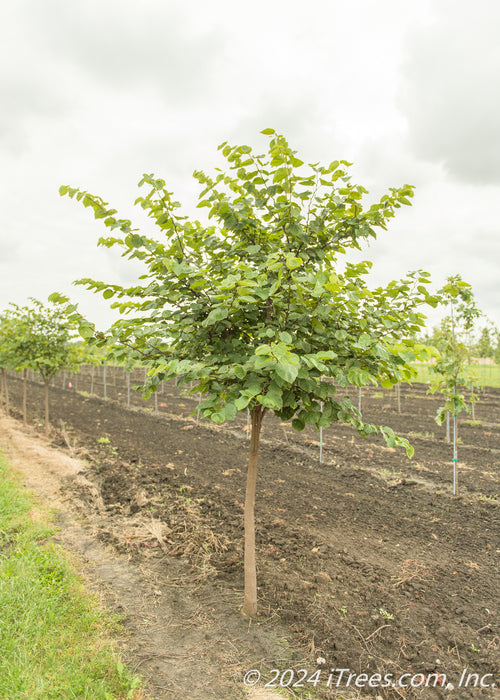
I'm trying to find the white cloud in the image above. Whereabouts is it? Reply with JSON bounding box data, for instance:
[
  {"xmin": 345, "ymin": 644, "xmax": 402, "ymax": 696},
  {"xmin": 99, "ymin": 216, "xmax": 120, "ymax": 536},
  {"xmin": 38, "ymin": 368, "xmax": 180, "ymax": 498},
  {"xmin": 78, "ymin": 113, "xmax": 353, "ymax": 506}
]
[{"xmin": 399, "ymin": 0, "xmax": 500, "ymax": 184}]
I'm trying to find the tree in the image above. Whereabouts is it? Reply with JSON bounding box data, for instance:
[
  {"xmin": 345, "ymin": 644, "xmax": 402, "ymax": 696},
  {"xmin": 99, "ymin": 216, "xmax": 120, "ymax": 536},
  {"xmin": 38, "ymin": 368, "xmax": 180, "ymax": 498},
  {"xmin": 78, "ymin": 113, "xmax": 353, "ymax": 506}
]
[
  {"xmin": 475, "ymin": 326, "xmax": 494, "ymax": 359},
  {"xmin": 0, "ymin": 306, "xmax": 34, "ymax": 424},
  {"xmin": 1, "ymin": 300, "xmax": 81, "ymax": 433},
  {"xmin": 58, "ymin": 130, "xmax": 438, "ymax": 616},
  {"xmin": 0, "ymin": 312, "xmax": 16, "ymax": 416},
  {"xmin": 428, "ymin": 276, "xmax": 481, "ymax": 493},
  {"xmin": 494, "ymin": 328, "xmax": 500, "ymax": 365}
]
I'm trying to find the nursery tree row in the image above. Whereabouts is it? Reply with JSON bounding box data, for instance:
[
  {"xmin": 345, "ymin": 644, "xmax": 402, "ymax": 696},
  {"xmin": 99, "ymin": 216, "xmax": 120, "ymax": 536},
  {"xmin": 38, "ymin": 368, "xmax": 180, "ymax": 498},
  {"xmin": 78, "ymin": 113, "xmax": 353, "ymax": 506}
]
[{"xmin": 0, "ymin": 300, "xmax": 82, "ymax": 432}]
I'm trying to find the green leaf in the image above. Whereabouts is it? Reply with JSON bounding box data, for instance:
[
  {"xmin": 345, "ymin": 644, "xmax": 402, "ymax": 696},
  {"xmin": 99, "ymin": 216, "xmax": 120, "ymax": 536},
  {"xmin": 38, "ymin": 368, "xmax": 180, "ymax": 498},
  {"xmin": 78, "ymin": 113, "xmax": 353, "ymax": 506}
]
[
  {"xmin": 279, "ymin": 331, "xmax": 293, "ymax": 345},
  {"xmin": 285, "ymin": 255, "xmax": 303, "ymax": 270},
  {"xmin": 357, "ymin": 333, "xmax": 372, "ymax": 348},
  {"xmin": 235, "ymin": 395, "xmax": 252, "ymax": 411},
  {"xmin": 316, "ymin": 350, "xmax": 337, "ymax": 360},
  {"xmin": 292, "ymin": 418, "xmax": 305, "ymax": 431},
  {"xmin": 202, "ymin": 307, "xmax": 228, "ymax": 326},
  {"xmin": 257, "ymin": 392, "xmax": 282, "ymax": 410},
  {"xmin": 255, "ymin": 344, "xmax": 272, "ymax": 356},
  {"xmin": 78, "ymin": 323, "xmax": 95, "ymax": 339},
  {"xmin": 275, "ymin": 361, "xmax": 299, "ymax": 384}
]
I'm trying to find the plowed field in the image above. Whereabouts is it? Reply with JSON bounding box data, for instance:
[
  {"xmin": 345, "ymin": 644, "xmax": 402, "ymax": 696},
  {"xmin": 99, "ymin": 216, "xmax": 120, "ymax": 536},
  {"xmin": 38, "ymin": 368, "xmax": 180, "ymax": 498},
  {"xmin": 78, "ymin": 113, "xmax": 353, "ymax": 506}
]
[{"xmin": 3, "ymin": 371, "xmax": 500, "ymax": 699}]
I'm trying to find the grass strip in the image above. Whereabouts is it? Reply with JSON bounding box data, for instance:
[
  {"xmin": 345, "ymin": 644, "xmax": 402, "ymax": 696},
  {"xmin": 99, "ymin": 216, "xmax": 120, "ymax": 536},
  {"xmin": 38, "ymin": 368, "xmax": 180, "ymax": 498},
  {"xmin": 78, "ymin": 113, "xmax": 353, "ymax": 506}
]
[
  {"xmin": 0, "ymin": 451, "xmax": 145, "ymax": 700},
  {"xmin": 411, "ymin": 362, "xmax": 500, "ymax": 387}
]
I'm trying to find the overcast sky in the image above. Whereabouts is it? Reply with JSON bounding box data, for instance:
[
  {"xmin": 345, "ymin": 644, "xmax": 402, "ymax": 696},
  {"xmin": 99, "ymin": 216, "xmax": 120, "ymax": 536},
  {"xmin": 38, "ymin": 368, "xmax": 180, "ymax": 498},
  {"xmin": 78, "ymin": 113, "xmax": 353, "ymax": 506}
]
[{"xmin": 1, "ymin": 0, "xmax": 499, "ymax": 333}]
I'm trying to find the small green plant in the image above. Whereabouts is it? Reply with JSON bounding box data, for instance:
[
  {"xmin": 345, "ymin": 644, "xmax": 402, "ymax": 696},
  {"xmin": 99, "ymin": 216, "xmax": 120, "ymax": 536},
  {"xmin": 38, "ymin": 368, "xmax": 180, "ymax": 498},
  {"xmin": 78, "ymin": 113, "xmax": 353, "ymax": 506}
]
[
  {"xmin": 477, "ymin": 493, "xmax": 499, "ymax": 504},
  {"xmin": 379, "ymin": 467, "xmax": 403, "ymax": 479},
  {"xmin": 339, "ymin": 605, "xmax": 348, "ymax": 617},
  {"xmin": 378, "ymin": 607, "xmax": 394, "ymax": 620},
  {"xmin": 408, "ymin": 430, "xmax": 434, "ymax": 440},
  {"xmin": 97, "ymin": 436, "xmax": 117, "ymax": 455}
]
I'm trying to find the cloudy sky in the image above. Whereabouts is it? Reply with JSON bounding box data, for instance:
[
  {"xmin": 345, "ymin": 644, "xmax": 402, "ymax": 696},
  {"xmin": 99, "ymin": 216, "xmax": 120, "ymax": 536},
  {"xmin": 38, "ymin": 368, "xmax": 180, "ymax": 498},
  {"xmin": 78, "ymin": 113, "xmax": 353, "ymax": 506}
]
[{"xmin": 1, "ymin": 0, "xmax": 499, "ymax": 333}]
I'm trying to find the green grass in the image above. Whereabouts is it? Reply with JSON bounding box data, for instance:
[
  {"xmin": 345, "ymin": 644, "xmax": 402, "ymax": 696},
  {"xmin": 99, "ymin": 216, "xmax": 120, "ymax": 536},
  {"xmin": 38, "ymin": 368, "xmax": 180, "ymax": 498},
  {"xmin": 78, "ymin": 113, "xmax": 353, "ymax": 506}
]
[
  {"xmin": 410, "ymin": 363, "xmax": 500, "ymax": 388},
  {"xmin": 0, "ymin": 452, "xmax": 144, "ymax": 700}
]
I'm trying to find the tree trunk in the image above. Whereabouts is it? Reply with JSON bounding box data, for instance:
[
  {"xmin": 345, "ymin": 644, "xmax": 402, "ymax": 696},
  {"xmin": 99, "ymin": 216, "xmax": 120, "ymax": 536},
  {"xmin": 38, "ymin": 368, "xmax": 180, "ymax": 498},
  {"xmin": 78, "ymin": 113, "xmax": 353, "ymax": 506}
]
[
  {"xmin": 23, "ymin": 368, "xmax": 27, "ymax": 426},
  {"xmin": 44, "ymin": 377, "xmax": 50, "ymax": 434},
  {"xmin": 0, "ymin": 369, "xmax": 4, "ymax": 411},
  {"xmin": 241, "ymin": 405, "xmax": 265, "ymax": 617}
]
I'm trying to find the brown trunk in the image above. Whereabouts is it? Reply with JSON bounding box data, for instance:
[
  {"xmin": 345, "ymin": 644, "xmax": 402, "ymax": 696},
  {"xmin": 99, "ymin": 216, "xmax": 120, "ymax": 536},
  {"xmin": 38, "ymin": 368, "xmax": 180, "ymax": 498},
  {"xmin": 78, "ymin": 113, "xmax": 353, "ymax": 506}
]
[
  {"xmin": 44, "ymin": 377, "xmax": 50, "ymax": 434},
  {"xmin": 23, "ymin": 368, "xmax": 27, "ymax": 425},
  {"xmin": 0, "ymin": 369, "xmax": 4, "ymax": 411},
  {"xmin": 241, "ymin": 405, "xmax": 265, "ymax": 617}
]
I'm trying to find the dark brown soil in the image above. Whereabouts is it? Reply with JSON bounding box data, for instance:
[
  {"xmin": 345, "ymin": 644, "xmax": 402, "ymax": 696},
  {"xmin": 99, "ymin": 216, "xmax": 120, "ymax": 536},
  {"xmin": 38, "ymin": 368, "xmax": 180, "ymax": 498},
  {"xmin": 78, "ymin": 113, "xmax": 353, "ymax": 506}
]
[{"xmin": 3, "ymin": 371, "xmax": 500, "ymax": 699}]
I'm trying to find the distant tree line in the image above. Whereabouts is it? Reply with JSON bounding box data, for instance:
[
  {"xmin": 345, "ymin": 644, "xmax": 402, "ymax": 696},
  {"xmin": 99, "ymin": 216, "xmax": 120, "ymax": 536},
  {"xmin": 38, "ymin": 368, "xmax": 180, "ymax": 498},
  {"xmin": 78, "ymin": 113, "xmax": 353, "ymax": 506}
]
[{"xmin": 423, "ymin": 320, "xmax": 500, "ymax": 363}]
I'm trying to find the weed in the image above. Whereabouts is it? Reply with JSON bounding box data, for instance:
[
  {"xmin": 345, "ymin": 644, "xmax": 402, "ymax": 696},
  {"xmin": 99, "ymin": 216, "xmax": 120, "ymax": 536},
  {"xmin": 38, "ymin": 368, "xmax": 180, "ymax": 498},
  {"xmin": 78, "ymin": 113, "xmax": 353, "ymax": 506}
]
[
  {"xmin": 379, "ymin": 468, "xmax": 403, "ymax": 479},
  {"xmin": 408, "ymin": 430, "xmax": 435, "ymax": 440},
  {"xmin": 477, "ymin": 493, "xmax": 499, "ymax": 504},
  {"xmin": 378, "ymin": 607, "xmax": 394, "ymax": 620},
  {"xmin": 97, "ymin": 436, "xmax": 117, "ymax": 455}
]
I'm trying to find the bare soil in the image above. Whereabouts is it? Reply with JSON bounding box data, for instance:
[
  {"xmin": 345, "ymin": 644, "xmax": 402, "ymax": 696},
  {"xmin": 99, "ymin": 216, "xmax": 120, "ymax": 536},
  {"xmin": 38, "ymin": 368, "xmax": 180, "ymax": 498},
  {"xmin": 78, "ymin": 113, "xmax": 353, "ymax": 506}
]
[{"xmin": 2, "ymin": 372, "xmax": 500, "ymax": 699}]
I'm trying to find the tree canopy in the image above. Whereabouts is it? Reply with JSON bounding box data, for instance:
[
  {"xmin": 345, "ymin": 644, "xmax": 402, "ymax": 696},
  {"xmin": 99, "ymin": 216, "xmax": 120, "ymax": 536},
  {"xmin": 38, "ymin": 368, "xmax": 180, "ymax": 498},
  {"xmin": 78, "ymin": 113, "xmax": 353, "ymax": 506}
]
[
  {"xmin": 0, "ymin": 299, "xmax": 79, "ymax": 379},
  {"xmin": 58, "ymin": 130, "xmax": 438, "ymax": 456}
]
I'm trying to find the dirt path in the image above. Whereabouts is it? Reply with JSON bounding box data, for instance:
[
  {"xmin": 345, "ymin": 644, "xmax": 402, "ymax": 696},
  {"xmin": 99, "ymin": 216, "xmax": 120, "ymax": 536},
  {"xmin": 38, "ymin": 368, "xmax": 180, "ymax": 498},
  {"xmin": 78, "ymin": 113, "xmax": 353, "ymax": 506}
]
[{"xmin": 0, "ymin": 415, "xmax": 287, "ymax": 700}]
